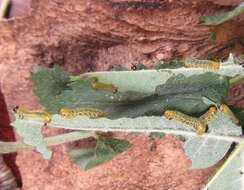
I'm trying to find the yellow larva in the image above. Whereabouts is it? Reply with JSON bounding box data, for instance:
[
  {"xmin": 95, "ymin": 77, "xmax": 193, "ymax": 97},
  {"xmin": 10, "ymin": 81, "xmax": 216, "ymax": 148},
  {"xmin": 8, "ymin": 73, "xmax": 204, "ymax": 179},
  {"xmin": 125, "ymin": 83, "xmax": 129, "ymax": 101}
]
[
  {"xmin": 88, "ymin": 77, "xmax": 118, "ymax": 93},
  {"xmin": 164, "ymin": 110, "xmax": 206, "ymax": 136},
  {"xmin": 199, "ymin": 106, "xmax": 217, "ymax": 125},
  {"xmin": 220, "ymin": 104, "xmax": 239, "ymax": 125},
  {"xmin": 13, "ymin": 106, "xmax": 52, "ymax": 123},
  {"xmin": 59, "ymin": 107, "xmax": 107, "ymax": 118},
  {"xmin": 184, "ymin": 58, "xmax": 220, "ymax": 70}
]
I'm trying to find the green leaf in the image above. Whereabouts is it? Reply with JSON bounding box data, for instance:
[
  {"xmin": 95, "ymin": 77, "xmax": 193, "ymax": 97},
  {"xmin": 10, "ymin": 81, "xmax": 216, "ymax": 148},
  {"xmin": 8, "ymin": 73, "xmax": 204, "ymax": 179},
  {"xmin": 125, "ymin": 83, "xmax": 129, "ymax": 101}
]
[
  {"xmin": 28, "ymin": 62, "xmax": 244, "ymax": 175},
  {"xmin": 186, "ymin": 107, "xmax": 243, "ymax": 171},
  {"xmin": 31, "ymin": 62, "xmax": 244, "ymax": 103},
  {"xmin": 49, "ymin": 110, "xmax": 242, "ymax": 170},
  {"xmin": 154, "ymin": 60, "xmax": 184, "ymax": 69},
  {"xmin": 68, "ymin": 148, "xmax": 96, "ymax": 170},
  {"xmin": 202, "ymin": 97, "xmax": 218, "ymax": 107},
  {"xmin": 112, "ymin": 65, "xmax": 129, "ymax": 71},
  {"xmin": 56, "ymin": 79, "xmax": 152, "ymax": 118},
  {"xmin": 40, "ymin": 72, "xmax": 228, "ymax": 119},
  {"xmin": 209, "ymin": 32, "xmax": 216, "ymax": 40},
  {"xmin": 200, "ymin": 2, "xmax": 244, "ymax": 25},
  {"xmin": 155, "ymin": 72, "xmax": 229, "ymax": 115},
  {"xmin": 204, "ymin": 143, "xmax": 244, "ymax": 190},
  {"xmin": 185, "ymin": 111, "xmax": 242, "ymax": 169},
  {"xmin": 11, "ymin": 106, "xmax": 242, "ymax": 164},
  {"xmin": 30, "ymin": 64, "xmax": 71, "ymax": 114},
  {"xmin": 230, "ymin": 106, "xmax": 244, "ymax": 128},
  {"xmin": 230, "ymin": 75, "xmax": 244, "ymax": 86},
  {"xmin": 222, "ymin": 53, "xmax": 239, "ymax": 66},
  {"xmin": 69, "ymin": 137, "xmax": 132, "ymax": 170},
  {"xmin": 11, "ymin": 116, "xmax": 52, "ymax": 159},
  {"xmin": 130, "ymin": 61, "xmax": 149, "ymax": 71},
  {"xmin": 185, "ymin": 137, "xmax": 231, "ymax": 169}
]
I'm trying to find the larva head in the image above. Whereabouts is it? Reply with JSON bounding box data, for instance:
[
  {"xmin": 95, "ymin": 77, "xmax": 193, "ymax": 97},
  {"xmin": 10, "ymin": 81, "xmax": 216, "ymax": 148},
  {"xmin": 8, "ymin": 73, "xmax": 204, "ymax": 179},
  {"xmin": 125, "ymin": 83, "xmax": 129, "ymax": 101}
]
[
  {"xmin": 88, "ymin": 77, "xmax": 98, "ymax": 83},
  {"xmin": 59, "ymin": 108, "xmax": 73, "ymax": 118},
  {"xmin": 131, "ymin": 64, "xmax": 137, "ymax": 71},
  {"xmin": 219, "ymin": 104, "xmax": 239, "ymax": 125},
  {"xmin": 197, "ymin": 121, "xmax": 207, "ymax": 136},
  {"xmin": 164, "ymin": 110, "xmax": 174, "ymax": 119},
  {"xmin": 13, "ymin": 105, "xmax": 19, "ymax": 113},
  {"xmin": 209, "ymin": 106, "xmax": 217, "ymax": 115},
  {"xmin": 43, "ymin": 111, "xmax": 52, "ymax": 123},
  {"xmin": 112, "ymin": 87, "xmax": 118, "ymax": 93},
  {"xmin": 220, "ymin": 104, "xmax": 227, "ymax": 113}
]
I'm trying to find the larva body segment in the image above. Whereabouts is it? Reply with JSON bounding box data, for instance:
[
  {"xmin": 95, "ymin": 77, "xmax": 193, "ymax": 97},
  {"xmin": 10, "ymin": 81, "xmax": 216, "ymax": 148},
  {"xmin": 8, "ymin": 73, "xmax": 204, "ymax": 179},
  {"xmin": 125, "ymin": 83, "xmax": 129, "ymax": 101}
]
[
  {"xmin": 59, "ymin": 107, "xmax": 107, "ymax": 119},
  {"xmin": 164, "ymin": 110, "xmax": 206, "ymax": 136},
  {"xmin": 199, "ymin": 106, "xmax": 217, "ymax": 125},
  {"xmin": 88, "ymin": 77, "xmax": 118, "ymax": 93},
  {"xmin": 13, "ymin": 106, "xmax": 52, "ymax": 123},
  {"xmin": 220, "ymin": 104, "xmax": 239, "ymax": 125},
  {"xmin": 185, "ymin": 58, "xmax": 220, "ymax": 70}
]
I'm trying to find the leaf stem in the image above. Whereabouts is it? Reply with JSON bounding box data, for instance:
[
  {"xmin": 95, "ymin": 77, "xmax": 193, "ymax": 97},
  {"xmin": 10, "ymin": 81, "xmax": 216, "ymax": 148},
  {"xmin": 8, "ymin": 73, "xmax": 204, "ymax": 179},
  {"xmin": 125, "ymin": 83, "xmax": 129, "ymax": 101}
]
[
  {"xmin": 229, "ymin": 75, "xmax": 244, "ymax": 86},
  {"xmin": 3, "ymin": 126, "xmax": 242, "ymax": 154},
  {"xmin": 0, "ymin": 131, "xmax": 94, "ymax": 154}
]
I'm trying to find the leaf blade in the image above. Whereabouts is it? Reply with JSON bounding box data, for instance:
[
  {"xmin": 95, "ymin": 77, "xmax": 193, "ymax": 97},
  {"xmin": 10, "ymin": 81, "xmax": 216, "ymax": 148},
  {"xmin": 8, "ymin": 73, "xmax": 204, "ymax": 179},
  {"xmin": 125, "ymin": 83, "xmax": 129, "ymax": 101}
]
[{"xmin": 200, "ymin": 2, "xmax": 244, "ymax": 25}]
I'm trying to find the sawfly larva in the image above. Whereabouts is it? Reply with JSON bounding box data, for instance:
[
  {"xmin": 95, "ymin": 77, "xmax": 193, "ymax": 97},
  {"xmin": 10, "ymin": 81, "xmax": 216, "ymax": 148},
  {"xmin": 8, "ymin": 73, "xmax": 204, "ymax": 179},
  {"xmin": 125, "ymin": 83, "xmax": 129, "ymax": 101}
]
[
  {"xmin": 199, "ymin": 106, "xmax": 217, "ymax": 125},
  {"xmin": 13, "ymin": 106, "xmax": 52, "ymax": 123},
  {"xmin": 220, "ymin": 104, "xmax": 239, "ymax": 125},
  {"xmin": 88, "ymin": 77, "xmax": 118, "ymax": 93},
  {"xmin": 164, "ymin": 110, "xmax": 206, "ymax": 136},
  {"xmin": 184, "ymin": 58, "xmax": 220, "ymax": 70},
  {"xmin": 59, "ymin": 107, "xmax": 107, "ymax": 118}
]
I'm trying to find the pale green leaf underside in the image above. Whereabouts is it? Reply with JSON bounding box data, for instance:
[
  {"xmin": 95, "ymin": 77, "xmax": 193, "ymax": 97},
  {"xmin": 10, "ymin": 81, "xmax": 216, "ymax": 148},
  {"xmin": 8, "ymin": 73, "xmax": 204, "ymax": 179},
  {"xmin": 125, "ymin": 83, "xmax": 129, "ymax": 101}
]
[
  {"xmin": 49, "ymin": 111, "xmax": 241, "ymax": 136},
  {"xmin": 185, "ymin": 137, "xmax": 230, "ymax": 170},
  {"xmin": 12, "ymin": 108, "xmax": 241, "ymax": 166},
  {"xmin": 11, "ymin": 117, "xmax": 52, "ymax": 159},
  {"xmin": 69, "ymin": 148, "xmax": 96, "ymax": 170},
  {"xmin": 185, "ymin": 112, "xmax": 242, "ymax": 169},
  {"xmin": 204, "ymin": 144, "xmax": 244, "ymax": 190},
  {"xmin": 83, "ymin": 65, "xmax": 243, "ymax": 94},
  {"xmin": 51, "ymin": 111, "xmax": 241, "ymax": 169}
]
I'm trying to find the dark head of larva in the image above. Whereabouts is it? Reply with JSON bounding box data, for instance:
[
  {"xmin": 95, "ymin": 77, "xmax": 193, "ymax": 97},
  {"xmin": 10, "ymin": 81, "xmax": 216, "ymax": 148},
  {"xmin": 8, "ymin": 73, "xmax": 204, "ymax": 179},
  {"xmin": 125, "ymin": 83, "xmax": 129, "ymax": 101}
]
[
  {"xmin": 113, "ymin": 87, "xmax": 118, "ymax": 93},
  {"xmin": 240, "ymin": 62, "xmax": 244, "ymax": 68},
  {"xmin": 131, "ymin": 64, "xmax": 137, "ymax": 71},
  {"xmin": 131, "ymin": 61, "xmax": 139, "ymax": 71},
  {"xmin": 89, "ymin": 77, "xmax": 98, "ymax": 83},
  {"xmin": 13, "ymin": 105, "xmax": 19, "ymax": 113}
]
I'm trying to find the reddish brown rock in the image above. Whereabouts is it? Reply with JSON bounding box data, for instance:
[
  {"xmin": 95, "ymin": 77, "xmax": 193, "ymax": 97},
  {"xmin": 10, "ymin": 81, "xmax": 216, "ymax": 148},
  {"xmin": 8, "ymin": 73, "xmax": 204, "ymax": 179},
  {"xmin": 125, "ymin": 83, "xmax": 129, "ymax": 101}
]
[{"xmin": 0, "ymin": 0, "xmax": 243, "ymax": 189}]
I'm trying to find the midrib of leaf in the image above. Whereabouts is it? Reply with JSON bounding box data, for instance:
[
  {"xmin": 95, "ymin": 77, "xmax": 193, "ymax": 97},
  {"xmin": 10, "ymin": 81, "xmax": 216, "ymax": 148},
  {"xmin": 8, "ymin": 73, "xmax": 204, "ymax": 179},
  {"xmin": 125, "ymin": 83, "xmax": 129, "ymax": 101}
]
[
  {"xmin": 203, "ymin": 143, "xmax": 244, "ymax": 190},
  {"xmin": 13, "ymin": 114, "xmax": 240, "ymax": 143}
]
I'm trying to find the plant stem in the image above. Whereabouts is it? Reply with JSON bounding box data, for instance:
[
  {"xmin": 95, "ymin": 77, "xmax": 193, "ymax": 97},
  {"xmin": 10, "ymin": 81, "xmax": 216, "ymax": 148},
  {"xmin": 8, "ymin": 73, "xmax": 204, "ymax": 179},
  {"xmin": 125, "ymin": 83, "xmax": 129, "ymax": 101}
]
[
  {"xmin": 229, "ymin": 75, "xmax": 244, "ymax": 86},
  {"xmin": 0, "ymin": 131, "xmax": 94, "ymax": 154}
]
